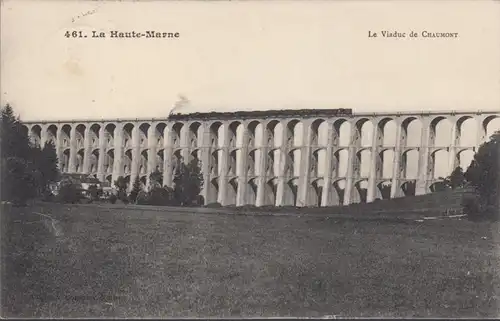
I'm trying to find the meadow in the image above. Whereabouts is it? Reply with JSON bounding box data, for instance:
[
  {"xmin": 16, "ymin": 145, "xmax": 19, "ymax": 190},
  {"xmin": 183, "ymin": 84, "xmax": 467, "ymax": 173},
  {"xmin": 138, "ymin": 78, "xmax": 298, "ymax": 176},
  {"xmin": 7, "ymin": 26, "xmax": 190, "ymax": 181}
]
[{"xmin": 2, "ymin": 203, "xmax": 499, "ymax": 318}]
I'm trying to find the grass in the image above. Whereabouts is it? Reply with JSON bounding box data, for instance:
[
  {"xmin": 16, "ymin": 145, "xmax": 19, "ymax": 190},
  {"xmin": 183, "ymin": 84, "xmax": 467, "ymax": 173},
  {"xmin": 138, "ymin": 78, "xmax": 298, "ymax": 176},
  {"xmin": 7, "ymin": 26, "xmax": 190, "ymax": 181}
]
[{"xmin": 2, "ymin": 202, "xmax": 499, "ymax": 318}]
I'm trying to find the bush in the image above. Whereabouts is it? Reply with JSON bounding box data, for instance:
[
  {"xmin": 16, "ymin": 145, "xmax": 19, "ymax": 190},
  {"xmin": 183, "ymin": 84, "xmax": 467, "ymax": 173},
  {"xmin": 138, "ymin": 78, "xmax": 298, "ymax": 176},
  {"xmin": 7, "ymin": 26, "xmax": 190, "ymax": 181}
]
[
  {"xmin": 117, "ymin": 190, "xmax": 129, "ymax": 204},
  {"xmin": 147, "ymin": 186, "xmax": 174, "ymax": 206},
  {"xmin": 136, "ymin": 190, "xmax": 149, "ymax": 205},
  {"xmin": 109, "ymin": 194, "xmax": 117, "ymax": 204},
  {"xmin": 57, "ymin": 180, "xmax": 84, "ymax": 204},
  {"xmin": 206, "ymin": 202, "xmax": 222, "ymax": 208},
  {"xmin": 88, "ymin": 184, "xmax": 102, "ymax": 202}
]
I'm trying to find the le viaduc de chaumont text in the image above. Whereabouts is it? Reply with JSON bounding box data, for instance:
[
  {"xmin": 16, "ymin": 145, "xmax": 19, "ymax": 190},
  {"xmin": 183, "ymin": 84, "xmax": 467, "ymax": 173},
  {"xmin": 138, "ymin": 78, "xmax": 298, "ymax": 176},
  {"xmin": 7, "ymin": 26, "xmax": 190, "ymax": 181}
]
[{"xmin": 368, "ymin": 30, "xmax": 459, "ymax": 38}]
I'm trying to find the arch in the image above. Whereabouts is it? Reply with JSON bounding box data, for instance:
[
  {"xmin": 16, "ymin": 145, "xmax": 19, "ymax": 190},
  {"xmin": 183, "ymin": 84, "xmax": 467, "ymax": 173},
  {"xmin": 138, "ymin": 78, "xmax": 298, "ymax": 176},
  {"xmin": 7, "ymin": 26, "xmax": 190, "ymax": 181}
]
[
  {"xmin": 210, "ymin": 121, "xmax": 223, "ymax": 148},
  {"xmin": 266, "ymin": 120, "xmax": 280, "ymax": 148},
  {"xmin": 457, "ymin": 148, "xmax": 474, "ymax": 171},
  {"xmin": 60, "ymin": 125, "xmax": 72, "ymax": 149},
  {"xmin": 352, "ymin": 179, "xmax": 368, "ymax": 204},
  {"xmin": 190, "ymin": 148, "xmax": 200, "ymax": 162},
  {"xmin": 247, "ymin": 120, "xmax": 261, "ymax": 148},
  {"xmin": 208, "ymin": 178, "xmax": 219, "ymax": 204},
  {"xmin": 333, "ymin": 118, "xmax": 351, "ymax": 147},
  {"xmin": 456, "ymin": 116, "xmax": 476, "ymax": 147},
  {"xmin": 172, "ymin": 149, "xmax": 183, "ymax": 171},
  {"xmin": 333, "ymin": 148, "xmax": 349, "ymax": 178},
  {"xmin": 310, "ymin": 118, "xmax": 327, "ymax": 147},
  {"xmin": 376, "ymin": 181, "xmax": 392, "ymax": 200},
  {"xmin": 46, "ymin": 124, "xmax": 58, "ymax": 146},
  {"xmin": 188, "ymin": 122, "xmax": 202, "ymax": 148},
  {"xmin": 378, "ymin": 117, "xmax": 397, "ymax": 147},
  {"xmin": 247, "ymin": 149, "xmax": 257, "ymax": 177},
  {"xmin": 156, "ymin": 149, "xmax": 165, "ymax": 172},
  {"xmin": 155, "ymin": 122, "xmax": 167, "ymax": 148},
  {"xmin": 140, "ymin": 150, "xmax": 148, "ymax": 175},
  {"xmin": 246, "ymin": 178, "xmax": 258, "ymax": 205},
  {"xmin": 172, "ymin": 122, "xmax": 184, "ymax": 147},
  {"xmin": 105, "ymin": 149, "xmax": 114, "ymax": 174},
  {"xmin": 265, "ymin": 149, "xmax": 276, "ymax": 177},
  {"xmin": 430, "ymin": 180, "xmax": 448, "ymax": 193},
  {"xmin": 429, "ymin": 116, "xmax": 452, "ymax": 148},
  {"xmin": 330, "ymin": 178, "xmax": 346, "ymax": 206},
  {"xmin": 89, "ymin": 123, "xmax": 101, "ymax": 150},
  {"xmin": 210, "ymin": 149, "xmax": 219, "ymax": 176},
  {"xmin": 310, "ymin": 148, "xmax": 324, "ymax": 178},
  {"xmin": 401, "ymin": 117, "xmax": 422, "ymax": 148},
  {"xmin": 484, "ymin": 115, "xmax": 500, "ymax": 141},
  {"xmin": 122, "ymin": 123, "xmax": 134, "ymax": 150},
  {"xmin": 429, "ymin": 149, "xmax": 450, "ymax": 179},
  {"xmin": 139, "ymin": 123, "xmax": 150, "ymax": 149},
  {"xmin": 20, "ymin": 125, "xmax": 29, "ymax": 137},
  {"xmin": 379, "ymin": 149, "xmax": 394, "ymax": 180},
  {"xmin": 308, "ymin": 178, "xmax": 323, "ymax": 207},
  {"xmin": 140, "ymin": 175, "xmax": 147, "ymax": 187},
  {"xmin": 61, "ymin": 149, "xmax": 70, "ymax": 172},
  {"xmin": 264, "ymin": 178, "xmax": 278, "ymax": 206},
  {"xmin": 352, "ymin": 118, "xmax": 372, "ymax": 147},
  {"xmin": 285, "ymin": 119, "xmax": 301, "ymax": 148},
  {"xmin": 355, "ymin": 149, "xmax": 372, "ymax": 179},
  {"xmin": 30, "ymin": 124, "xmax": 42, "ymax": 147},
  {"xmin": 228, "ymin": 121, "xmax": 242, "ymax": 149},
  {"xmin": 123, "ymin": 149, "xmax": 133, "ymax": 174},
  {"xmin": 400, "ymin": 149, "xmax": 419, "ymax": 179},
  {"xmin": 400, "ymin": 180, "xmax": 416, "ymax": 196},
  {"xmin": 76, "ymin": 149, "xmax": 85, "ymax": 173},
  {"xmin": 281, "ymin": 178, "xmax": 298, "ymax": 206},
  {"xmin": 286, "ymin": 148, "xmax": 300, "ymax": 178},
  {"xmin": 89, "ymin": 149, "xmax": 99, "ymax": 173},
  {"xmin": 228, "ymin": 150, "xmax": 237, "ymax": 176},
  {"xmin": 104, "ymin": 123, "xmax": 116, "ymax": 148},
  {"xmin": 226, "ymin": 177, "xmax": 238, "ymax": 206}
]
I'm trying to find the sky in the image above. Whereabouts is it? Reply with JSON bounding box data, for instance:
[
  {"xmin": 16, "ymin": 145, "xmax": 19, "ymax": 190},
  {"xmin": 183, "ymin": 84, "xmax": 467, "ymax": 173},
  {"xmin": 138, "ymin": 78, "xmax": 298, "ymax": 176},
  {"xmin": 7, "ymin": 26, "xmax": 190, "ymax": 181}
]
[{"xmin": 1, "ymin": 0, "xmax": 500, "ymax": 121}]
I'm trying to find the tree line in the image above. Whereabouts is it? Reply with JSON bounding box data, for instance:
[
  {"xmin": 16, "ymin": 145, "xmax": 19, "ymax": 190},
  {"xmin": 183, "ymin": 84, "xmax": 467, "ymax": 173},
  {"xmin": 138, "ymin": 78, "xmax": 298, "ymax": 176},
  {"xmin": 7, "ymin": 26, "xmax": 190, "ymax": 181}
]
[
  {"xmin": 1, "ymin": 104, "xmax": 204, "ymax": 207},
  {"xmin": 1, "ymin": 104, "xmax": 498, "ymax": 219}
]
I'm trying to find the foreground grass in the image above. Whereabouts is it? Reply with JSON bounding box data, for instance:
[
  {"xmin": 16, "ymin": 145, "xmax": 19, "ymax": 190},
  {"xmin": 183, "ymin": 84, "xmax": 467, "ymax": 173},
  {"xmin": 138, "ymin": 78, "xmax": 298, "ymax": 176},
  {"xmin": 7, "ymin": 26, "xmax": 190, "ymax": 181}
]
[{"xmin": 2, "ymin": 203, "xmax": 499, "ymax": 318}]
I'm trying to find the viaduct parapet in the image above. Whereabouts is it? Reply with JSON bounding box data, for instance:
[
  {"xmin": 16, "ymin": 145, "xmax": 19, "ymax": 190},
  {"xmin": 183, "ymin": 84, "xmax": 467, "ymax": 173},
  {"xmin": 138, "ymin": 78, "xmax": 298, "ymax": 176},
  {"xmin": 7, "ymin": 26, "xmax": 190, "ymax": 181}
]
[{"xmin": 23, "ymin": 109, "xmax": 500, "ymax": 207}]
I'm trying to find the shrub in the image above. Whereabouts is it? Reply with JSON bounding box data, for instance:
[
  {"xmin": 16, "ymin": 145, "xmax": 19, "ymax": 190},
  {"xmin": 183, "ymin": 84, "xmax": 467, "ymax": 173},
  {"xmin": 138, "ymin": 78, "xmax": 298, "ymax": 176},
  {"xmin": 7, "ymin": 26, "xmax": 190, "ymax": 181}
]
[
  {"xmin": 206, "ymin": 202, "xmax": 222, "ymax": 208},
  {"xmin": 136, "ymin": 190, "xmax": 149, "ymax": 205},
  {"xmin": 464, "ymin": 131, "xmax": 500, "ymax": 221},
  {"xmin": 129, "ymin": 176, "xmax": 142, "ymax": 204},
  {"xmin": 117, "ymin": 190, "xmax": 129, "ymax": 204},
  {"xmin": 109, "ymin": 194, "xmax": 117, "ymax": 204},
  {"xmin": 57, "ymin": 179, "xmax": 84, "ymax": 204},
  {"xmin": 87, "ymin": 184, "xmax": 102, "ymax": 202},
  {"xmin": 147, "ymin": 186, "xmax": 174, "ymax": 206}
]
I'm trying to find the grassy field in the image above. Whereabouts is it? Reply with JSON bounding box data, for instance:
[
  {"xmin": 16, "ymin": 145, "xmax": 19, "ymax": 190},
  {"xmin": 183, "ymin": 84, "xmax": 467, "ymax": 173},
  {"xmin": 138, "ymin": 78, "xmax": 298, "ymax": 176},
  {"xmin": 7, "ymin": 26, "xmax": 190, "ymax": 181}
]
[{"xmin": 2, "ymin": 203, "xmax": 499, "ymax": 318}]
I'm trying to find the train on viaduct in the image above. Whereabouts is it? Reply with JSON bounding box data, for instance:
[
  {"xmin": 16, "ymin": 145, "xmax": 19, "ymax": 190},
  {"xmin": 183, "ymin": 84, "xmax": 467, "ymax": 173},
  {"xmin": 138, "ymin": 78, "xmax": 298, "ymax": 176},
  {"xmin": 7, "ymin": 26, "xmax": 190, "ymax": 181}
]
[{"xmin": 22, "ymin": 108, "xmax": 500, "ymax": 207}]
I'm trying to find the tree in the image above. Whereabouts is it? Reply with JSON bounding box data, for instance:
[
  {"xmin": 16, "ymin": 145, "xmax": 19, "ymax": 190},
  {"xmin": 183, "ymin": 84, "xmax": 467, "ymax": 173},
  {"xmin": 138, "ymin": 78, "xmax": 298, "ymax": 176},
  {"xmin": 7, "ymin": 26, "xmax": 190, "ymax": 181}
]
[
  {"xmin": 464, "ymin": 131, "xmax": 500, "ymax": 220},
  {"xmin": 57, "ymin": 177, "xmax": 84, "ymax": 204},
  {"xmin": 129, "ymin": 176, "xmax": 142, "ymax": 204},
  {"xmin": 147, "ymin": 186, "xmax": 174, "ymax": 206},
  {"xmin": 149, "ymin": 168, "xmax": 163, "ymax": 188},
  {"xmin": 1, "ymin": 104, "xmax": 41, "ymax": 204},
  {"xmin": 114, "ymin": 176, "xmax": 128, "ymax": 192},
  {"xmin": 1, "ymin": 104, "xmax": 32, "ymax": 160},
  {"xmin": 35, "ymin": 141, "xmax": 60, "ymax": 191},
  {"xmin": 88, "ymin": 184, "xmax": 102, "ymax": 202},
  {"xmin": 172, "ymin": 158, "xmax": 204, "ymax": 206},
  {"xmin": 443, "ymin": 166, "xmax": 467, "ymax": 190}
]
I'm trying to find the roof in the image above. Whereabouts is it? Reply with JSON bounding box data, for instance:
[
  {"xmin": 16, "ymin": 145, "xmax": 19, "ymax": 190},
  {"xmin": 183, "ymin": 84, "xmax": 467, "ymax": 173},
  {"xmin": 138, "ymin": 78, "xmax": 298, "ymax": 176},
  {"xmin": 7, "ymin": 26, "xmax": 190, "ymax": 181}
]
[{"xmin": 62, "ymin": 173, "xmax": 101, "ymax": 184}]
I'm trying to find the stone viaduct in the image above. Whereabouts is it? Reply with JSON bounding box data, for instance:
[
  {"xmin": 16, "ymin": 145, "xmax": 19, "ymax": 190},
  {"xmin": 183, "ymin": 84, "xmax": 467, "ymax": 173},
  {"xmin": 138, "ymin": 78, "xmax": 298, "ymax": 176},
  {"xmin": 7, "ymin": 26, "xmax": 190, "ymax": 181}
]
[{"xmin": 23, "ymin": 109, "xmax": 499, "ymax": 207}]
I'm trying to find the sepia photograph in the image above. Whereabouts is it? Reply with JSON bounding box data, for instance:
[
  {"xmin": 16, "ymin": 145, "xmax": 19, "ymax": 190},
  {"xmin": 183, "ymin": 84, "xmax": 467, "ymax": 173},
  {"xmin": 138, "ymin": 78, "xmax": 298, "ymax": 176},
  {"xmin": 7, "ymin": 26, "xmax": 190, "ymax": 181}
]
[{"xmin": 1, "ymin": 0, "xmax": 499, "ymax": 318}]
